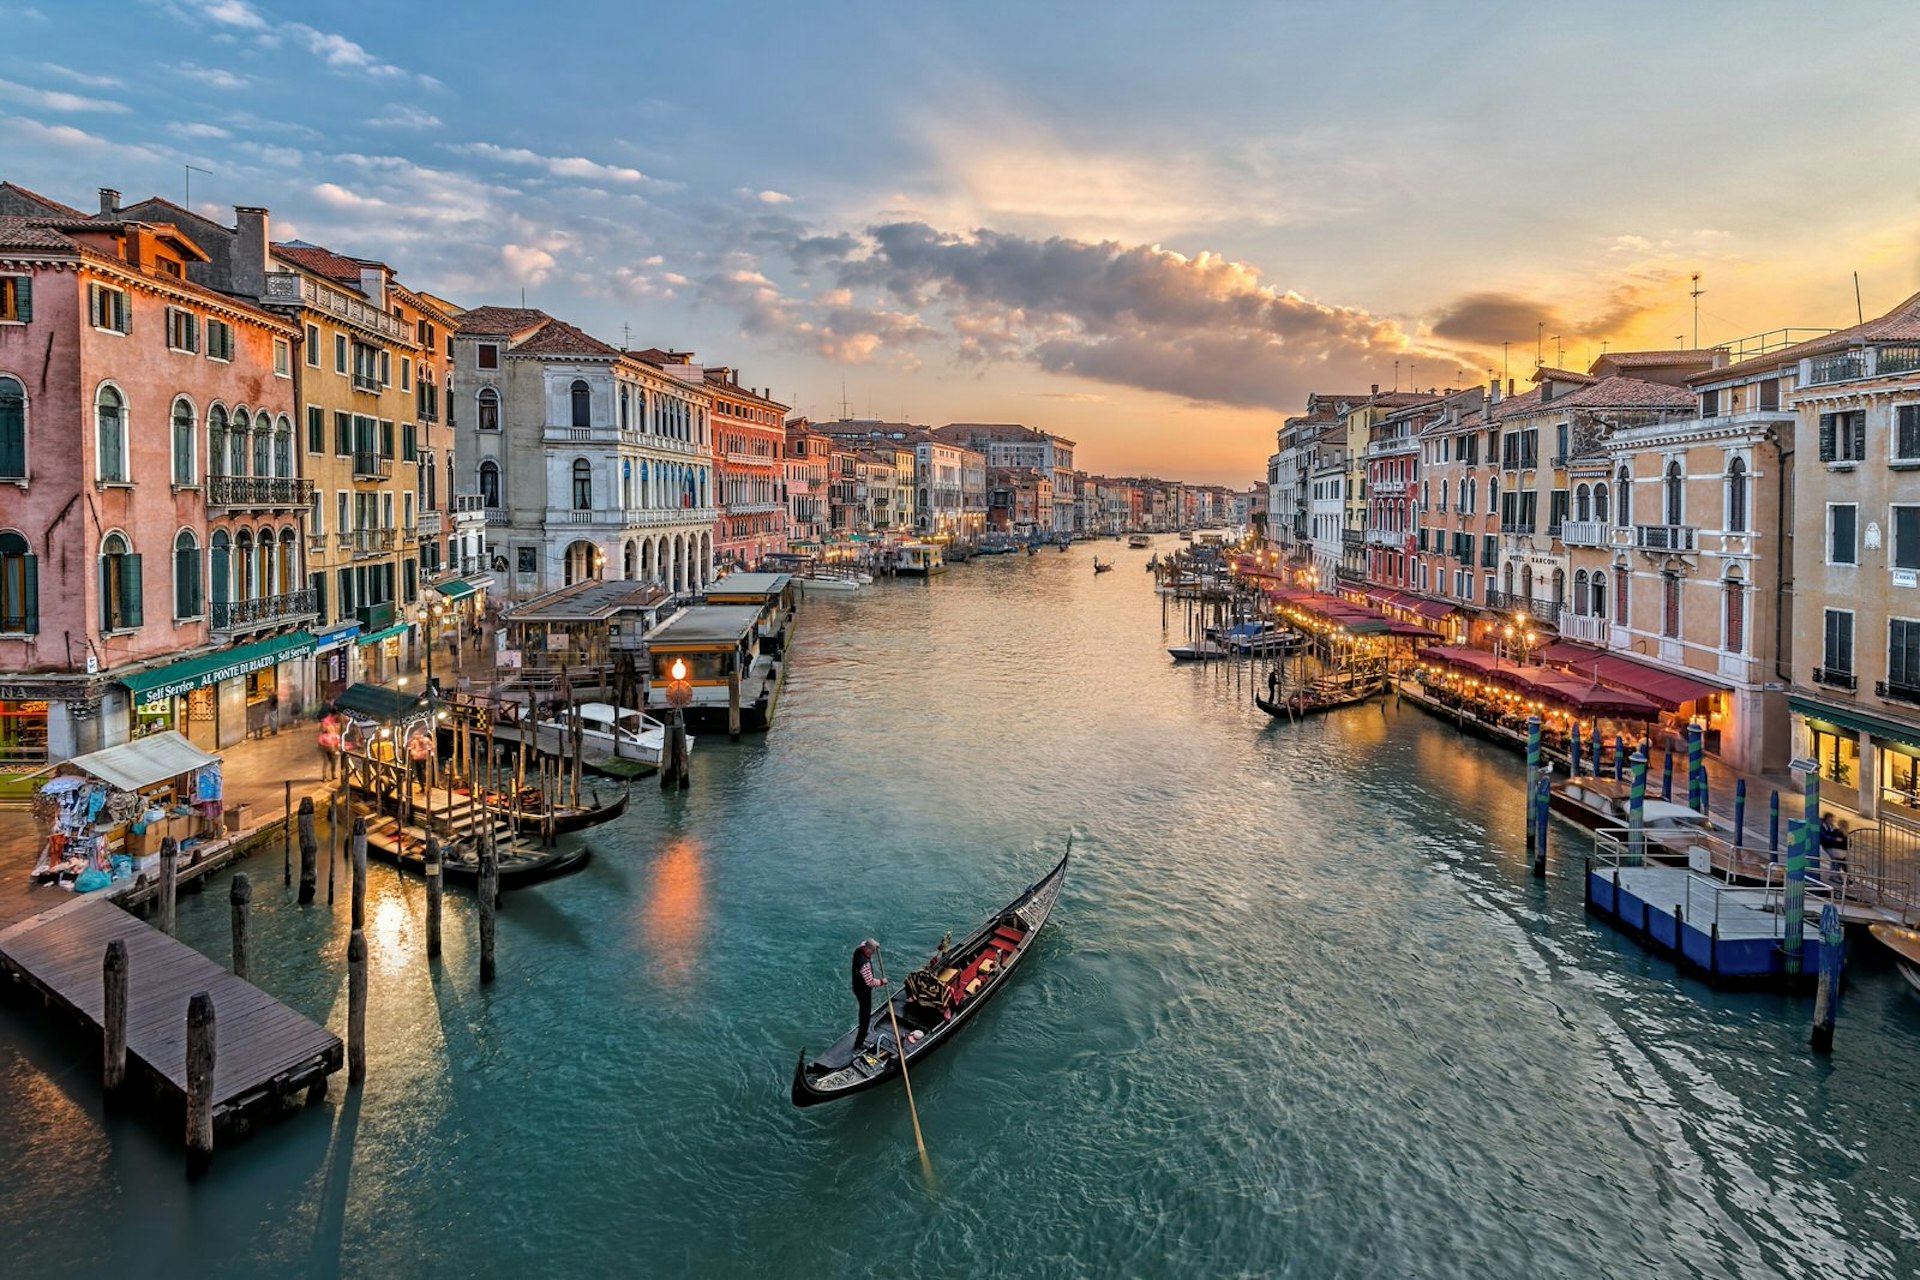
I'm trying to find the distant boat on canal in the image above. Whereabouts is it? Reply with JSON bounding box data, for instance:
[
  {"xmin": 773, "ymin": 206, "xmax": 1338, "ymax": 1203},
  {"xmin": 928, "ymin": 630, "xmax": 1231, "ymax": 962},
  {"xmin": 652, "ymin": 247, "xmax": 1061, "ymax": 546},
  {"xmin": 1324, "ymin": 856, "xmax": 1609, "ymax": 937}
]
[
  {"xmin": 1869, "ymin": 924, "xmax": 1920, "ymax": 996},
  {"xmin": 535, "ymin": 701, "xmax": 681, "ymax": 770},
  {"xmin": 1127, "ymin": 533, "xmax": 1152, "ymax": 549},
  {"xmin": 892, "ymin": 542, "xmax": 947, "ymax": 576}
]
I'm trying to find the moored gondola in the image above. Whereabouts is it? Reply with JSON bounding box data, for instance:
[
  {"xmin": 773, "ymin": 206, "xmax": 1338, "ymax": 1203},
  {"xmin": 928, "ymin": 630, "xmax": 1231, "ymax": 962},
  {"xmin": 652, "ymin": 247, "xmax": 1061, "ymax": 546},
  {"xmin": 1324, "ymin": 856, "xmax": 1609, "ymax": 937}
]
[
  {"xmin": 511, "ymin": 785, "xmax": 631, "ymax": 836},
  {"xmin": 790, "ymin": 848, "xmax": 1069, "ymax": 1107}
]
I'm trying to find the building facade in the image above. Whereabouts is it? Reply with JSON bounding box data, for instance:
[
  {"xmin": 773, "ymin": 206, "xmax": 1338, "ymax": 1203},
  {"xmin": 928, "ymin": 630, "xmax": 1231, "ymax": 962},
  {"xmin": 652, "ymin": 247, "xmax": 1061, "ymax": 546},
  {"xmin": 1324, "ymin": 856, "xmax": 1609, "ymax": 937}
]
[{"xmin": 701, "ymin": 369, "xmax": 789, "ymax": 569}]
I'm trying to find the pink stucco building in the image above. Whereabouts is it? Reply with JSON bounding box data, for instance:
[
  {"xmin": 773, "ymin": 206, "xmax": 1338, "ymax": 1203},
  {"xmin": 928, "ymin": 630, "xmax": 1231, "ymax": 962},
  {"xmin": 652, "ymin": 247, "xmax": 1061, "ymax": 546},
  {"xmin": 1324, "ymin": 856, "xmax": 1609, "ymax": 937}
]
[{"xmin": 0, "ymin": 189, "xmax": 308, "ymax": 761}]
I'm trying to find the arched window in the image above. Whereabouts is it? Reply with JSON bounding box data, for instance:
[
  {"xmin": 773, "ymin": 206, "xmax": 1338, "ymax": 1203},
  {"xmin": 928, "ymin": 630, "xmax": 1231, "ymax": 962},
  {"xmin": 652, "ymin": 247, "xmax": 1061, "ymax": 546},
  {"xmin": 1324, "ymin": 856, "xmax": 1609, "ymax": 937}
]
[
  {"xmin": 0, "ymin": 531, "xmax": 35, "ymax": 633},
  {"xmin": 572, "ymin": 458, "xmax": 592, "ymax": 510},
  {"xmin": 253, "ymin": 420, "xmax": 272, "ymax": 477},
  {"xmin": 173, "ymin": 529, "xmax": 201, "ymax": 620},
  {"xmin": 234, "ymin": 530, "xmax": 254, "ymax": 601},
  {"xmin": 210, "ymin": 530, "xmax": 231, "ymax": 614},
  {"xmin": 96, "ymin": 385, "xmax": 127, "ymax": 481},
  {"xmin": 1551, "ymin": 567, "xmax": 1565, "ymax": 607},
  {"xmin": 208, "ymin": 405, "xmax": 228, "ymax": 478},
  {"xmin": 1726, "ymin": 457, "xmax": 1748, "ymax": 533},
  {"xmin": 230, "ymin": 408, "xmax": 251, "ymax": 476},
  {"xmin": 1573, "ymin": 569, "xmax": 1590, "ymax": 615},
  {"xmin": 1591, "ymin": 571, "xmax": 1607, "ymax": 620},
  {"xmin": 99, "ymin": 532, "xmax": 140, "ymax": 631},
  {"xmin": 274, "ymin": 417, "xmax": 293, "ymax": 479},
  {"xmin": 1520, "ymin": 564, "xmax": 1533, "ymax": 602},
  {"xmin": 0, "ymin": 376, "xmax": 27, "ymax": 480},
  {"xmin": 1488, "ymin": 476, "xmax": 1499, "ymax": 514},
  {"xmin": 1574, "ymin": 483, "xmax": 1591, "ymax": 523},
  {"xmin": 280, "ymin": 529, "xmax": 298, "ymax": 598},
  {"xmin": 478, "ymin": 460, "xmax": 500, "ymax": 507},
  {"xmin": 172, "ymin": 397, "xmax": 196, "ymax": 486},
  {"xmin": 1664, "ymin": 461, "xmax": 1684, "ymax": 526},
  {"xmin": 477, "ymin": 387, "xmax": 500, "ymax": 432},
  {"xmin": 570, "ymin": 379, "xmax": 591, "ymax": 429},
  {"xmin": 1616, "ymin": 466, "xmax": 1631, "ymax": 526},
  {"xmin": 619, "ymin": 386, "xmax": 630, "ymax": 431},
  {"xmin": 1593, "ymin": 482, "xmax": 1609, "ymax": 525}
]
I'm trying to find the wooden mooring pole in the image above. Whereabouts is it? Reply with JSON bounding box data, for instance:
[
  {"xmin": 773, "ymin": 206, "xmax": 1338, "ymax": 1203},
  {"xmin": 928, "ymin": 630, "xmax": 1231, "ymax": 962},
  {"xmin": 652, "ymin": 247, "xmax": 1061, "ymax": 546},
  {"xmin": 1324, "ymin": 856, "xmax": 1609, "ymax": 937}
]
[
  {"xmin": 1811, "ymin": 903, "xmax": 1844, "ymax": 1053},
  {"xmin": 424, "ymin": 833, "xmax": 443, "ymax": 959},
  {"xmin": 230, "ymin": 873, "xmax": 252, "ymax": 979},
  {"xmin": 478, "ymin": 830, "xmax": 498, "ymax": 984},
  {"xmin": 158, "ymin": 836, "xmax": 178, "ymax": 937},
  {"xmin": 350, "ymin": 817, "xmax": 368, "ymax": 931},
  {"xmin": 186, "ymin": 991, "xmax": 216, "ymax": 1177},
  {"xmin": 347, "ymin": 928, "xmax": 367, "ymax": 1084},
  {"xmin": 297, "ymin": 796, "xmax": 318, "ymax": 904},
  {"xmin": 102, "ymin": 939, "xmax": 128, "ymax": 1096},
  {"xmin": 282, "ymin": 779, "xmax": 292, "ymax": 885}
]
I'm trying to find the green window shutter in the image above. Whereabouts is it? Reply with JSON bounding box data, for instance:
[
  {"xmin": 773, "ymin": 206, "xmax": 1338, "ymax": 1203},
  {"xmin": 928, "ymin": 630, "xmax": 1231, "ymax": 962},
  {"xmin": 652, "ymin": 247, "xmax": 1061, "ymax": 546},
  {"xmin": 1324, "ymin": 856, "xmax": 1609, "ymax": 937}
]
[
  {"xmin": 122, "ymin": 553, "xmax": 142, "ymax": 628},
  {"xmin": 1818, "ymin": 414, "xmax": 1836, "ymax": 462},
  {"xmin": 1851, "ymin": 411, "xmax": 1866, "ymax": 460},
  {"xmin": 335, "ymin": 411, "xmax": 351, "ymax": 456},
  {"xmin": 115, "ymin": 290, "xmax": 129, "ymax": 333},
  {"xmin": 98, "ymin": 557, "xmax": 110, "ymax": 630},
  {"xmin": 14, "ymin": 277, "xmax": 28, "ymax": 323},
  {"xmin": 22, "ymin": 554, "xmax": 36, "ymax": 634}
]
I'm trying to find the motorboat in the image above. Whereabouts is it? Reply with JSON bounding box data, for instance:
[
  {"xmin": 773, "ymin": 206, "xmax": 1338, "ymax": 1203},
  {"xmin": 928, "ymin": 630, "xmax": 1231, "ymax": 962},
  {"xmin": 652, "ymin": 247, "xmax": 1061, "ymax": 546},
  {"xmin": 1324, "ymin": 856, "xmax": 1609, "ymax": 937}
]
[
  {"xmin": 1869, "ymin": 925, "xmax": 1920, "ymax": 997},
  {"xmin": 1127, "ymin": 534, "xmax": 1152, "ymax": 549},
  {"xmin": 536, "ymin": 701, "xmax": 684, "ymax": 769},
  {"xmin": 1167, "ymin": 640, "xmax": 1229, "ymax": 661}
]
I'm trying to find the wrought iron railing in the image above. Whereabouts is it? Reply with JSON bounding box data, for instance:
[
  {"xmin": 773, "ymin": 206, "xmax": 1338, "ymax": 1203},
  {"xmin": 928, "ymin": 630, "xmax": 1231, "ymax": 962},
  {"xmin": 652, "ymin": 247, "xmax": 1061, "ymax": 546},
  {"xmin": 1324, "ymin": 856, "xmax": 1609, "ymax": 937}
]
[
  {"xmin": 353, "ymin": 451, "xmax": 391, "ymax": 481},
  {"xmin": 1813, "ymin": 666, "xmax": 1857, "ymax": 691},
  {"xmin": 1877, "ymin": 678, "xmax": 1920, "ymax": 704},
  {"xmin": 1634, "ymin": 524, "xmax": 1697, "ymax": 552},
  {"xmin": 206, "ymin": 475, "xmax": 315, "ymax": 509},
  {"xmin": 211, "ymin": 588, "xmax": 317, "ymax": 633}
]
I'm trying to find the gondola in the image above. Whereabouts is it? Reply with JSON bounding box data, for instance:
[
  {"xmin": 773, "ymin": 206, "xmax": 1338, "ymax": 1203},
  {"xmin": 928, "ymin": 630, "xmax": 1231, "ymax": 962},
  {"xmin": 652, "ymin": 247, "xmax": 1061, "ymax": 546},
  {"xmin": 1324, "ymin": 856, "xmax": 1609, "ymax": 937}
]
[
  {"xmin": 1253, "ymin": 675, "xmax": 1383, "ymax": 720},
  {"xmin": 511, "ymin": 785, "xmax": 631, "ymax": 836},
  {"xmin": 1092, "ymin": 559, "xmax": 1114, "ymax": 574},
  {"xmin": 358, "ymin": 813, "xmax": 593, "ymax": 888},
  {"xmin": 791, "ymin": 848, "xmax": 1069, "ymax": 1107}
]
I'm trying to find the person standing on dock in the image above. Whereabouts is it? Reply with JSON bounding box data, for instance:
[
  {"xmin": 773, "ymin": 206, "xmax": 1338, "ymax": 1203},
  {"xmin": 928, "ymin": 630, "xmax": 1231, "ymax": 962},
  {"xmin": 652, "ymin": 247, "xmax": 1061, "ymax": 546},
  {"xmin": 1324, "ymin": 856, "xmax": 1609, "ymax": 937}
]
[
  {"xmin": 318, "ymin": 710, "xmax": 343, "ymax": 780},
  {"xmin": 851, "ymin": 939, "xmax": 886, "ymax": 1050}
]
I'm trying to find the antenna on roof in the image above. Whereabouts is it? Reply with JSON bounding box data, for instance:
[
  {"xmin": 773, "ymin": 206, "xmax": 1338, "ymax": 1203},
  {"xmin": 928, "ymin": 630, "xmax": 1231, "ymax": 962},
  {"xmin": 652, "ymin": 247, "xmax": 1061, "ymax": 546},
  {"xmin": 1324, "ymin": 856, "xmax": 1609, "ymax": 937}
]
[
  {"xmin": 1536, "ymin": 321, "xmax": 1543, "ymax": 367},
  {"xmin": 1552, "ymin": 335, "xmax": 1563, "ymax": 368},
  {"xmin": 622, "ymin": 321, "xmax": 632, "ymax": 347},
  {"xmin": 1689, "ymin": 272, "xmax": 1704, "ymax": 348},
  {"xmin": 1502, "ymin": 341, "xmax": 1510, "ymax": 383},
  {"xmin": 1854, "ymin": 271, "xmax": 1864, "ymax": 324},
  {"xmin": 183, "ymin": 163, "xmax": 212, "ymax": 209}
]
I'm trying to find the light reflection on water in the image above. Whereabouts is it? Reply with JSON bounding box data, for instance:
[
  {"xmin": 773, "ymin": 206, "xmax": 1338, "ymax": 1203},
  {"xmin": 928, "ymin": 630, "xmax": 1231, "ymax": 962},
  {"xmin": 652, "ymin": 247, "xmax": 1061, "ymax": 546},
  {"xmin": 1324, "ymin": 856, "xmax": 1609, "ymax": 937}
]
[{"xmin": 0, "ymin": 541, "xmax": 1917, "ymax": 1277}]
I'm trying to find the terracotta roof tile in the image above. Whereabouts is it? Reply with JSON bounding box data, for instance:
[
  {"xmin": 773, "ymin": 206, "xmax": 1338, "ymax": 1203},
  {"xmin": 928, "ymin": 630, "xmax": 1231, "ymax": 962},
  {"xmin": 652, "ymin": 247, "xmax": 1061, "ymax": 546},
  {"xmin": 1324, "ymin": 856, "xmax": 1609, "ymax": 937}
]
[
  {"xmin": 454, "ymin": 305, "xmax": 553, "ymax": 337},
  {"xmin": 273, "ymin": 241, "xmax": 376, "ymax": 283},
  {"xmin": 1593, "ymin": 349, "xmax": 1718, "ymax": 370},
  {"xmin": 1532, "ymin": 374, "xmax": 1694, "ymax": 411},
  {"xmin": 511, "ymin": 318, "xmax": 621, "ymax": 358},
  {"xmin": 1531, "ymin": 365, "xmax": 1597, "ymax": 385},
  {"xmin": 0, "ymin": 217, "xmax": 80, "ymax": 251}
]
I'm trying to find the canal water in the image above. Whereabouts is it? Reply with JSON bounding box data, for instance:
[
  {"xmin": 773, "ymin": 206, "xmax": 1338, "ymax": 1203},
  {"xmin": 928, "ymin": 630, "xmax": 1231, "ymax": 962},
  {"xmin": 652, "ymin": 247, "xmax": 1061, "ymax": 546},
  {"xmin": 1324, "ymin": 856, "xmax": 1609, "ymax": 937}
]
[{"xmin": 4, "ymin": 543, "xmax": 1919, "ymax": 1277}]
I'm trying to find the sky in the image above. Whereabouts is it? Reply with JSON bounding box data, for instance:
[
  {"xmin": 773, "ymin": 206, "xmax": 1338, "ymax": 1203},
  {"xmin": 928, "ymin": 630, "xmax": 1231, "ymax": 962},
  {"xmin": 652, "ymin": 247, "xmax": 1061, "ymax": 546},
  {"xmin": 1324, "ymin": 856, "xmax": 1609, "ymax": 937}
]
[{"xmin": 5, "ymin": 1, "xmax": 1920, "ymax": 484}]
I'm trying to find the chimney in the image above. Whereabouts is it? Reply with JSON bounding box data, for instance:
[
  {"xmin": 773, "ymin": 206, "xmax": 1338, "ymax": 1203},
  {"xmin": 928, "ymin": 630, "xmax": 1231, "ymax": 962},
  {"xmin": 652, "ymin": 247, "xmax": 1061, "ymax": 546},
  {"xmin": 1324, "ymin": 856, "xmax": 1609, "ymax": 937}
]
[
  {"xmin": 1508, "ymin": 378, "xmax": 1516, "ymax": 397},
  {"xmin": 1370, "ymin": 383, "xmax": 1380, "ymax": 396},
  {"xmin": 98, "ymin": 187, "xmax": 120, "ymax": 216},
  {"xmin": 1488, "ymin": 376, "xmax": 1502, "ymax": 406},
  {"xmin": 359, "ymin": 266, "xmax": 388, "ymax": 308},
  {"xmin": 232, "ymin": 205, "xmax": 269, "ymax": 299}
]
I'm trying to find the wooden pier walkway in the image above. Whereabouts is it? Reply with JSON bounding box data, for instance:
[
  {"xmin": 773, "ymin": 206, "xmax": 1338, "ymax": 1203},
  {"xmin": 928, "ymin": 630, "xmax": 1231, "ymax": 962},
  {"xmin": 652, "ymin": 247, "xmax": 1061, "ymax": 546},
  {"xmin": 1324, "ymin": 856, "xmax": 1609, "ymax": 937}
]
[{"xmin": 0, "ymin": 895, "xmax": 340, "ymax": 1137}]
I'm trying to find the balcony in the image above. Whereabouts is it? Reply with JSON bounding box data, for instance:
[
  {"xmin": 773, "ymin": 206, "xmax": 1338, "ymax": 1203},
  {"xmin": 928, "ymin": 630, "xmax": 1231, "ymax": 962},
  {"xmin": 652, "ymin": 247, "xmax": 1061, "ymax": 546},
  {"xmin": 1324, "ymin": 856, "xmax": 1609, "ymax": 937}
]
[
  {"xmin": 416, "ymin": 509, "xmax": 442, "ymax": 537},
  {"xmin": 454, "ymin": 493, "xmax": 486, "ymax": 516},
  {"xmin": 1341, "ymin": 529, "xmax": 1365, "ymax": 547},
  {"xmin": 1876, "ymin": 679, "xmax": 1920, "ymax": 705},
  {"xmin": 1558, "ymin": 611, "xmax": 1608, "ymax": 644},
  {"xmin": 1634, "ymin": 524, "xmax": 1696, "ymax": 553},
  {"xmin": 1813, "ymin": 666, "xmax": 1857, "ymax": 691},
  {"xmin": 262, "ymin": 272, "xmax": 409, "ymax": 342},
  {"xmin": 351, "ymin": 370, "xmax": 382, "ymax": 394},
  {"xmin": 1485, "ymin": 589, "xmax": 1562, "ymax": 628},
  {"xmin": 206, "ymin": 475, "xmax": 315, "ymax": 512},
  {"xmin": 346, "ymin": 528, "xmax": 396, "ymax": 558},
  {"xmin": 353, "ymin": 451, "xmax": 392, "ymax": 481},
  {"xmin": 484, "ymin": 507, "xmax": 510, "ymax": 526},
  {"xmin": 543, "ymin": 506, "xmax": 721, "ymax": 530},
  {"xmin": 211, "ymin": 588, "xmax": 317, "ymax": 636},
  {"xmin": 1560, "ymin": 520, "xmax": 1610, "ymax": 548}
]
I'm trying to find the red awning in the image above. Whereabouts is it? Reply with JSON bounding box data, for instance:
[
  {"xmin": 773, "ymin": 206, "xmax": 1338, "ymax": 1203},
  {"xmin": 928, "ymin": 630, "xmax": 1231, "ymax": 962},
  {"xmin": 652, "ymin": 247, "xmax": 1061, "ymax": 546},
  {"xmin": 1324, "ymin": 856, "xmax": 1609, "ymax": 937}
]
[
  {"xmin": 1404, "ymin": 597, "xmax": 1457, "ymax": 621},
  {"xmin": 1537, "ymin": 645, "xmax": 1723, "ymax": 711}
]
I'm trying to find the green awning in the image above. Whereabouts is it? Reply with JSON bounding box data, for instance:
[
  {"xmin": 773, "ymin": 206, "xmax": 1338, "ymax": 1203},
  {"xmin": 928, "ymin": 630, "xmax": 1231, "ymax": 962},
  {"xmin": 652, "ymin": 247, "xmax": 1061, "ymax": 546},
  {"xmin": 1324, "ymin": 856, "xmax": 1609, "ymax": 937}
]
[
  {"xmin": 333, "ymin": 682, "xmax": 425, "ymax": 721},
  {"xmin": 356, "ymin": 623, "xmax": 410, "ymax": 646},
  {"xmin": 434, "ymin": 579, "xmax": 479, "ymax": 602},
  {"xmin": 1789, "ymin": 694, "xmax": 1920, "ymax": 749},
  {"xmin": 122, "ymin": 631, "xmax": 315, "ymax": 703}
]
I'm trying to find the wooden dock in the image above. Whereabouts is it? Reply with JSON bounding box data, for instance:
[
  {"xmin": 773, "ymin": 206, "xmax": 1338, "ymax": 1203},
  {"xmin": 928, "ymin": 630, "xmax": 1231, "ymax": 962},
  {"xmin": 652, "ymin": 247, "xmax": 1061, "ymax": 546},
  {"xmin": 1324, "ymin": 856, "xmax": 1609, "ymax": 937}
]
[{"xmin": 0, "ymin": 895, "xmax": 340, "ymax": 1142}]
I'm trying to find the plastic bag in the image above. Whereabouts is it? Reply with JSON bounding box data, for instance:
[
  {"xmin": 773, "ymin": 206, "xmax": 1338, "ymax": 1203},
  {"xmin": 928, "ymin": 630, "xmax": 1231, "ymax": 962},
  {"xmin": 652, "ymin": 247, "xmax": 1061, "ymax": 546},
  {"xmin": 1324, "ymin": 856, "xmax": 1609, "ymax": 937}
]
[{"xmin": 74, "ymin": 867, "xmax": 112, "ymax": 893}]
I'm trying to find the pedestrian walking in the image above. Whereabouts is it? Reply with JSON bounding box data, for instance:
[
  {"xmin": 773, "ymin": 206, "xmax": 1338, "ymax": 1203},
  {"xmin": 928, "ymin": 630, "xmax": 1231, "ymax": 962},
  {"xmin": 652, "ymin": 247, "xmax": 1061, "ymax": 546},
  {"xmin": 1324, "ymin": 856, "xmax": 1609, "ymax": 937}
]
[{"xmin": 267, "ymin": 688, "xmax": 280, "ymax": 736}]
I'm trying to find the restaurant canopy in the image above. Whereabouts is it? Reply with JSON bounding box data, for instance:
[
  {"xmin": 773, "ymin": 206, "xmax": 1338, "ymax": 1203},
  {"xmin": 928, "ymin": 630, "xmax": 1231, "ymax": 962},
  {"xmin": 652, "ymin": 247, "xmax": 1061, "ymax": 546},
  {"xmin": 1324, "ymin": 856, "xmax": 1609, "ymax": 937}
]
[
  {"xmin": 1421, "ymin": 647, "xmax": 1661, "ymax": 718},
  {"xmin": 65, "ymin": 731, "xmax": 218, "ymax": 792},
  {"xmin": 119, "ymin": 631, "xmax": 315, "ymax": 704},
  {"xmin": 1534, "ymin": 642, "xmax": 1723, "ymax": 711}
]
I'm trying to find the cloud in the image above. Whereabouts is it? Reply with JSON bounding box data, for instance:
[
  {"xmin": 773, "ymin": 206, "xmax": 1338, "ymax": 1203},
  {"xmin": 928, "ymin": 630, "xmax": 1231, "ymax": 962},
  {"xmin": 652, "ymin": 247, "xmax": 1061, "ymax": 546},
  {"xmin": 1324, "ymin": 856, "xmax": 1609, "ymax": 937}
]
[
  {"xmin": 736, "ymin": 188, "xmax": 793, "ymax": 205},
  {"xmin": 0, "ymin": 77, "xmax": 128, "ymax": 113},
  {"xmin": 1428, "ymin": 287, "xmax": 1665, "ymax": 350},
  {"xmin": 184, "ymin": 0, "xmax": 269, "ymax": 30},
  {"xmin": 456, "ymin": 142, "xmax": 665, "ymax": 187},
  {"xmin": 167, "ymin": 3, "xmax": 436, "ymax": 88},
  {"xmin": 288, "ymin": 23, "xmax": 412, "ymax": 81},
  {"xmin": 0, "ymin": 115, "xmax": 162, "ymax": 162},
  {"xmin": 175, "ymin": 62, "xmax": 252, "ymax": 89},
  {"xmin": 366, "ymin": 104, "xmax": 442, "ymax": 130},
  {"xmin": 42, "ymin": 64, "xmax": 122, "ymax": 89},
  {"xmin": 721, "ymin": 220, "xmax": 1469, "ymax": 406},
  {"xmin": 169, "ymin": 121, "xmax": 232, "ymax": 140},
  {"xmin": 502, "ymin": 243, "xmax": 557, "ymax": 286}
]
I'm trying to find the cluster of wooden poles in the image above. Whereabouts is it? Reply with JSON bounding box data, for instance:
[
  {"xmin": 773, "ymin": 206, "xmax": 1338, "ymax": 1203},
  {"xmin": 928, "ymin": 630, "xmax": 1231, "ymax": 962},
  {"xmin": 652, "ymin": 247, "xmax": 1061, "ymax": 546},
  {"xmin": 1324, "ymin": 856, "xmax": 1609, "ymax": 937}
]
[{"xmin": 102, "ymin": 784, "xmax": 506, "ymax": 1176}]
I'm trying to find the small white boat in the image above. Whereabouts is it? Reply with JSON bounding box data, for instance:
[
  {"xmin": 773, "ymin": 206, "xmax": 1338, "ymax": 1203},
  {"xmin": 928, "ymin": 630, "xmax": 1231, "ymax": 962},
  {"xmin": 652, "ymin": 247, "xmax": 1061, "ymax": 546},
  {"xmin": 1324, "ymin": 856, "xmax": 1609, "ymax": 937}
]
[
  {"xmin": 537, "ymin": 701, "xmax": 687, "ymax": 769},
  {"xmin": 1167, "ymin": 641, "xmax": 1229, "ymax": 661},
  {"xmin": 1127, "ymin": 534, "xmax": 1152, "ymax": 549},
  {"xmin": 797, "ymin": 572, "xmax": 862, "ymax": 594}
]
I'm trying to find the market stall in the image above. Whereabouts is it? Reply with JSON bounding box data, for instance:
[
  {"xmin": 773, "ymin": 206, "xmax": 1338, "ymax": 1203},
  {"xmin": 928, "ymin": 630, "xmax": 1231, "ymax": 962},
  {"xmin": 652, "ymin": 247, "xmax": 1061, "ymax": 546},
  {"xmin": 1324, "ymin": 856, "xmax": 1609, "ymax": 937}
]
[{"xmin": 30, "ymin": 731, "xmax": 223, "ymax": 892}]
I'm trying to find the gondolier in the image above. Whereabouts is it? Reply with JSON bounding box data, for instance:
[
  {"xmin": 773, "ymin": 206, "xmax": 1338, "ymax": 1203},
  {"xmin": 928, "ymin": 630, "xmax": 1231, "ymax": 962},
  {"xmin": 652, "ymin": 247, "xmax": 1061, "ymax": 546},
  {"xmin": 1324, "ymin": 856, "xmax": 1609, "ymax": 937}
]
[{"xmin": 851, "ymin": 938, "xmax": 885, "ymax": 1048}]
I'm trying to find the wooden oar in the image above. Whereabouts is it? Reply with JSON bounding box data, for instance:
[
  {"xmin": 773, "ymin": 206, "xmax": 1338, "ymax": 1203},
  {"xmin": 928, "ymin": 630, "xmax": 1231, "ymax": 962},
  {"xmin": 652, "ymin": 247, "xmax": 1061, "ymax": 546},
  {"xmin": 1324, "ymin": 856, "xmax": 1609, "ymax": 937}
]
[{"xmin": 874, "ymin": 954, "xmax": 936, "ymax": 1192}]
